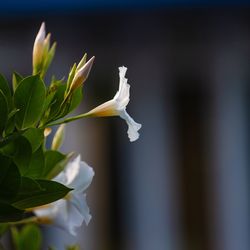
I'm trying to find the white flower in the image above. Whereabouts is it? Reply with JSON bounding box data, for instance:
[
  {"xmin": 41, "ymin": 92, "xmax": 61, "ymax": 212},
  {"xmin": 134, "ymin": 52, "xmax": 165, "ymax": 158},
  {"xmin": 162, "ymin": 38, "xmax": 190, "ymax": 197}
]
[
  {"xmin": 85, "ymin": 66, "xmax": 142, "ymax": 142},
  {"xmin": 34, "ymin": 155, "xmax": 94, "ymax": 236}
]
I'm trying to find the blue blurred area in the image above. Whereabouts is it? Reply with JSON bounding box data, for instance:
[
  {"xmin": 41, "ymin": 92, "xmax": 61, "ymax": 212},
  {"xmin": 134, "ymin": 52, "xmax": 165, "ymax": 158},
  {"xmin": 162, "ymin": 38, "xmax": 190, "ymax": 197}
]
[{"xmin": 0, "ymin": 0, "xmax": 249, "ymax": 14}]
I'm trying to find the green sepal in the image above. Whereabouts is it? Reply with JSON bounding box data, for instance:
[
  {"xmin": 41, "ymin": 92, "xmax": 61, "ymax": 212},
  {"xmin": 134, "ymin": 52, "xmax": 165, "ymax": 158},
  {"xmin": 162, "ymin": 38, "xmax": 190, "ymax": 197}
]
[{"xmin": 12, "ymin": 72, "xmax": 23, "ymax": 92}]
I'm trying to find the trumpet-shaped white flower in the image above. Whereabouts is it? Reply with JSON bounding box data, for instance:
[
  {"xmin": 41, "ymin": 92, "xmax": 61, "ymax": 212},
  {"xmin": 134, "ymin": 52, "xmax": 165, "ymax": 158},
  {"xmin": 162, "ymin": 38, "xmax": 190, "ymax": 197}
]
[
  {"xmin": 34, "ymin": 155, "xmax": 94, "ymax": 236},
  {"xmin": 85, "ymin": 66, "xmax": 142, "ymax": 142}
]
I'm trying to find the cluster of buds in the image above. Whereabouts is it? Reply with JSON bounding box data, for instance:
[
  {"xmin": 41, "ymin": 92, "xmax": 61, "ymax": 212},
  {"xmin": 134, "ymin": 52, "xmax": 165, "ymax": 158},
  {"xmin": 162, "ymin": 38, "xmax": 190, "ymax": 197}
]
[{"xmin": 33, "ymin": 22, "xmax": 141, "ymax": 142}]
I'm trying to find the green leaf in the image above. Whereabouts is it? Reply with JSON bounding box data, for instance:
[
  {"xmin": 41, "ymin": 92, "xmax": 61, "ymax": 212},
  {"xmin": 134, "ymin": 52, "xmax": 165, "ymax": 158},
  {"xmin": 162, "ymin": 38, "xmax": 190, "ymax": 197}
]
[
  {"xmin": 25, "ymin": 146, "xmax": 45, "ymax": 178},
  {"xmin": 0, "ymin": 90, "xmax": 8, "ymax": 136},
  {"xmin": 0, "ymin": 136, "xmax": 32, "ymax": 175},
  {"xmin": 14, "ymin": 75, "xmax": 46, "ymax": 130},
  {"xmin": 19, "ymin": 224, "xmax": 42, "ymax": 250},
  {"xmin": 0, "ymin": 155, "xmax": 21, "ymax": 202},
  {"xmin": 12, "ymin": 180, "xmax": 72, "ymax": 209},
  {"xmin": 11, "ymin": 137, "xmax": 32, "ymax": 175},
  {"xmin": 18, "ymin": 177, "xmax": 43, "ymax": 195},
  {"xmin": 12, "ymin": 72, "xmax": 23, "ymax": 92},
  {"xmin": 0, "ymin": 74, "xmax": 11, "ymax": 110},
  {"xmin": 3, "ymin": 109, "xmax": 20, "ymax": 137},
  {"xmin": 43, "ymin": 150, "xmax": 66, "ymax": 178},
  {"xmin": 0, "ymin": 202, "xmax": 24, "ymax": 222},
  {"xmin": 22, "ymin": 128, "xmax": 44, "ymax": 153}
]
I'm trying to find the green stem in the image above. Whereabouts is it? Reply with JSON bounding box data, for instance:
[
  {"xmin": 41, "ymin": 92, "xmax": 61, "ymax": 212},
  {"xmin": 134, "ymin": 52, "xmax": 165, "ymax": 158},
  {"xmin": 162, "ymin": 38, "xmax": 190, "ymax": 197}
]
[{"xmin": 46, "ymin": 113, "xmax": 90, "ymax": 127}]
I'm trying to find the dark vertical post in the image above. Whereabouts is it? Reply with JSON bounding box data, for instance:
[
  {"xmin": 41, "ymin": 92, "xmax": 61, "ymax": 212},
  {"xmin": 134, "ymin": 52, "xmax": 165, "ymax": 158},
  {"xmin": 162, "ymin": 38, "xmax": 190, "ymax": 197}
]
[{"xmin": 174, "ymin": 77, "xmax": 210, "ymax": 250}]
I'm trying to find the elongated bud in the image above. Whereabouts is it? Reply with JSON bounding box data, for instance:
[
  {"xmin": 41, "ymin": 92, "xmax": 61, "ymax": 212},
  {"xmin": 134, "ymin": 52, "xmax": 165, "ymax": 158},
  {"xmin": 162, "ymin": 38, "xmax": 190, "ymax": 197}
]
[
  {"xmin": 32, "ymin": 22, "xmax": 56, "ymax": 77},
  {"xmin": 76, "ymin": 53, "xmax": 87, "ymax": 71},
  {"xmin": 69, "ymin": 56, "xmax": 95, "ymax": 92},
  {"xmin": 52, "ymin": 124, "xmax": 66, "ymax": 150},
  {"xmin": 33, "ymin": 22, "xmax": 46, "ymax": 70},
  {"xmin": 43, "ymin": 33, "xmax": 51, "ymax": 55}
]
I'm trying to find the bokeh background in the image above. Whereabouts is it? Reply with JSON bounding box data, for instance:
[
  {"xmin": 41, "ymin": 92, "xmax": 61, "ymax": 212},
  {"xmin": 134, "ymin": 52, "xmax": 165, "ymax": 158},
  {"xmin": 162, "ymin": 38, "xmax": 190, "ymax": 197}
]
[{"xmin": 0, "ymin": 2, "xmax": 249, "ymax": 250}]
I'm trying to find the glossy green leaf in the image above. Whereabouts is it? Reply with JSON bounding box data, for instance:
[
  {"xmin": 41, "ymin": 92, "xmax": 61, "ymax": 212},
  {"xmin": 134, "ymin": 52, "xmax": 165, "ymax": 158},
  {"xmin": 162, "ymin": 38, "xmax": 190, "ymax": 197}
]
[
  {"xmin": 0, "ymin": 74, "xmax": 11, "ymax": 110},
  {"xmin": 25, "ymin": 146, "xmax": 45, "ymax": 178},
  {"xmin": 22, "ymin": 128, "xmax": 44, "ymax": 153},
  {"xmin": 18, "ymin": 177, "xmax": 43, "ymax": 195},
  {"xmin": 3, "ymin": 109, "xmax": 20, "ymax": 137},
  {"xmin": 0, "ymin": 155, "xmax": 21, "ymax": 202},
  {"xmin": 0, "ymin": 136, "xmax": 32, "ymax": 175},
  {"xmin": 0, "ymin": 90, "xmax": 8, "ymax": 136},
  {"xmin": 43, "ymin": 150, "xmax": 66, "ymax": 178},
  {"xmin": 12, "ymin": 179, "xmax": 71, "ymax": 209},
  {"xmin": 12, "ymin": 137, "xmax": 32, "ymax": 175},
  {"xmin": 0, "ymin": 202, "xmax": 24, "ymax": 222},
  {"xmin": 14, "ymin": 75, "xmax": 46, "ymax": 130}
]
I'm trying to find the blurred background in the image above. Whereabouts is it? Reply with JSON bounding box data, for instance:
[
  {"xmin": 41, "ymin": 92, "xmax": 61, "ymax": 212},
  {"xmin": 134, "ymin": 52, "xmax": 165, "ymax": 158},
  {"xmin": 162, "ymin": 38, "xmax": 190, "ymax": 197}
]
[{"xmin": 0, "ymin": 2, "xmax": 249, "ymax": 250}]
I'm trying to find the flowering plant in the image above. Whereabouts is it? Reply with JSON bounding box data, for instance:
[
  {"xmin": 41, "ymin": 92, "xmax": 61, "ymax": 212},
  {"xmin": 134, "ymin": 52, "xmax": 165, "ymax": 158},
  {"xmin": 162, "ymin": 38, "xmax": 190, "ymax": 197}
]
[{"xmin": 0, "ymin": 23, "xmax": 141, "ymax": 249}]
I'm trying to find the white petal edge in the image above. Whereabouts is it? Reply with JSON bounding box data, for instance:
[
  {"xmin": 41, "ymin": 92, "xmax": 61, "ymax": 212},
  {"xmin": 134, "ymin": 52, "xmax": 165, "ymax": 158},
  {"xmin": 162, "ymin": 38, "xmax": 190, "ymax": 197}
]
[{"xmin": 119, "ymin": 109, "xmax": 142, "ymax": 142}]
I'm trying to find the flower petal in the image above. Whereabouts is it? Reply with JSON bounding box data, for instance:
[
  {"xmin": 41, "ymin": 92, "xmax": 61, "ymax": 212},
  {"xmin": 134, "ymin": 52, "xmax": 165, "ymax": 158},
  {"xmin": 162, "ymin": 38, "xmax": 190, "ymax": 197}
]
[
  {"xmin": 71, "ymin": 193, "xmax": 92, "ymax": 225},
  {"xmin": 114, "ymin": 66, "xmax": 130, "ymax": 109},
  {"xmin": 63, "ymin": 155, "xmax": 94, "ymax": 192},
  {"xmin": 119, "ymin": 109, "xmax": 142, "ymax": 142}
]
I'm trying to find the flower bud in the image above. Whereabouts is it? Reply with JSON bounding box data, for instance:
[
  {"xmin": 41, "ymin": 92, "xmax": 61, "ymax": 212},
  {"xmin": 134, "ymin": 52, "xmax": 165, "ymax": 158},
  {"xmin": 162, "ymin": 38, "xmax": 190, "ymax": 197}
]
[
  {"xmin": 76, "ymin": 53, "xmax": 87, "ymax": 71},
  {"xmin": 33, "ymin": 22, "xmax": 46, "ymax": 71},
  {"xmin": 32, "ymin": 23, "xmax": 56, "ymax": 77},
  {"xmin": 69, "ymin": 56, "xmax": 95, "ymax": 92},
  {"xmin": 52, "ymin": 124, "xmax": 66, "ymax": 150}
]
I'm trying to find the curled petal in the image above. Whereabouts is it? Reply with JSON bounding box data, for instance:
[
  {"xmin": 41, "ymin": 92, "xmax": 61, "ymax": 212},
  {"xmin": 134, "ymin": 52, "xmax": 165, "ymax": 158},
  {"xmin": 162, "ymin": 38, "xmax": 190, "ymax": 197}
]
[
  {"xmin": 120, "ymin": 109, "xmax": 141, "ymax": 142},
  {"xmin": 54, "ymin": 155, "xmax": 94, "ymax": 193}
]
